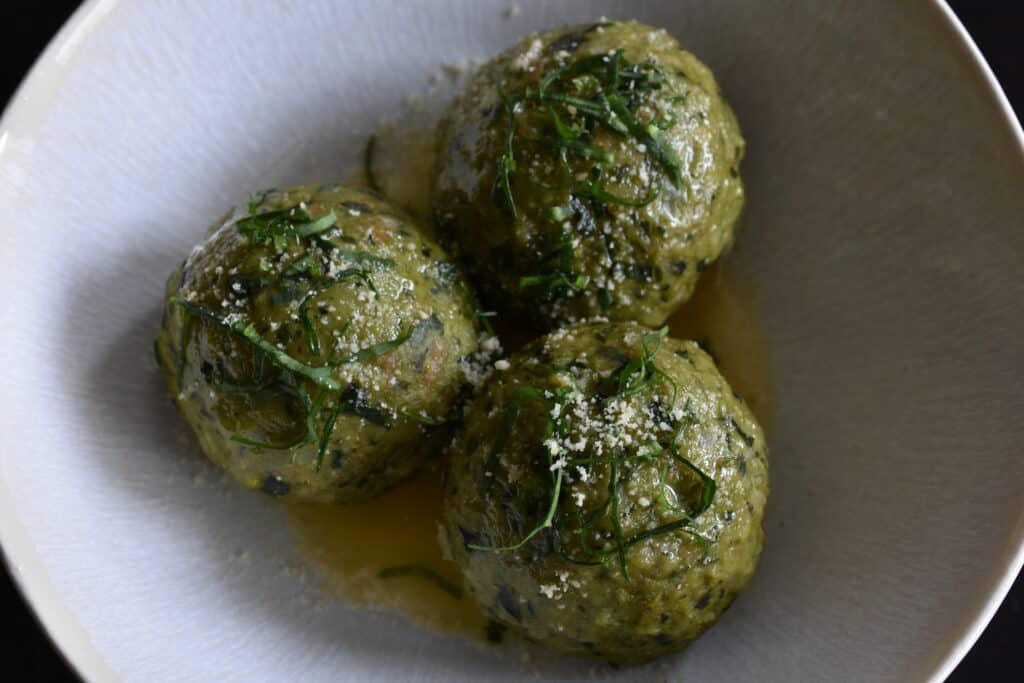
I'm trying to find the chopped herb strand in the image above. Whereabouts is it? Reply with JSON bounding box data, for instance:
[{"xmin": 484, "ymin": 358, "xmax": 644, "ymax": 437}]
[
  {"xmin": 152, "ymin": 339, "xmax": 166, "ymax": 372},
  {"xmin": 668, "ymin": 446, "xmax": 717, "ymax": 516},
  {"xmin": 622, "ymin": 516, "xmax": 713, "ymax": 552},
  {"xmin": 489, "ymin": 50, "xmax": 686, "ymax": 300},
  {"xmin": 296, "ymin": 211, "xmax": 338, "ymax": 238},
  {"xmin": 329, "ymin": 327, "xmax": 410, "ymax": 366},
  {"xmin": 496, "ymin": 83, "xmax": 519, "ymax": 219},
  {"xmin": 489, "ymin": 50, "xmax": 684, "ymax": 302},
  {"xmin": 236, "ymin": 324, "xmax": 338, "ymax": 389},
  {"xmin": 547, "ymin": 205, "xmax": 574, "ymax": 221},
  {"xmin": 230, "ymin": 433, "xmax": 306, "ymax": 451},
  {"xmin": 300, "ymin": 308, "xmax": 319, "ymax": 354},
  {"xmin": 561, "ymin": 138, "xmax": 615, "ymax": 164},
  {"xmin": 485, "ymin": 620, "xmax": 507, "ymax": 643},
  {"xmin": 608, "ymin": 455, "xmax": 629, "ymax": 579},
  {"xmin": 582, "ymin": 167, "xmax": 659, "ymax": 207},
  {"xmin": 606, "ymin": 94, "xmax": 683, "ymax": 186},
  {"xmin": 518, "ymin": 230, "xmax": 590, "ymax": 299},
  {"xmin": 316, "ymin": 240, "xmax": 395, "ymax": 271},
  {"xmin": 468, "ymin": 330, "xmax": 716, "ymax": 576},
  {"xmin": 175, "ymin": 307, "xmax": 190, "ymax": 390},
  {"xmin": 546, "ymin": 104, "xmax": 583, "ymax": 140},
  {"xmin": 470, "ymin": 386, "xmax": 572, "ymax": 552},
  {"xmin": 297, "ymin": 268, "xmax": 374, "ymax": 353},
  {"xmin": 214, "ymin": 376, "xmax": 278, "ymax": 400},
  {"xmin": 337, "ymin": 383, "xmax": 393, "ymax": 427},
  {"xmin": 306, "ymin": 389, "xmax": 327, "ymax": 442},
  {"xmin": 315, "ymin": 400, "xmax": 342, "ymax": 471},
  {"xmin": 236, "ymin": 204, "xmax": 337, "ymax": 251},
  {"xmin": 607, "ymin": 49, "xmax": 622, "ymax": 91},
  {"xmin": 474, "ymin": 309, "xmax": 497, "ymax": 336}
]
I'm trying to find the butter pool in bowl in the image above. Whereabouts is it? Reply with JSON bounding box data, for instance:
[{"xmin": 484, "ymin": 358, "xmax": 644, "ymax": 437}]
[{"xmin": 0, "ymin": 1, "xmax": 1021, "ymax": 681}]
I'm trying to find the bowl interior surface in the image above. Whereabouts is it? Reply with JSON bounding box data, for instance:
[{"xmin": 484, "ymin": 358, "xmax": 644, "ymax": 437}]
[{"xmin": 0, "ymin": 1, "xmax": 1022, "ymax": 681}]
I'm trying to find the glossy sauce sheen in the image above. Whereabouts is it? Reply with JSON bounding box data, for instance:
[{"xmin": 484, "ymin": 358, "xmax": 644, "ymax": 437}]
[
  {"xmin": 287, "ymin": 463, "xmax": 489, "ymax": 636},
  {"xmin": 287, "ymin": 258, "xmax": 772, "ymax": 641}
]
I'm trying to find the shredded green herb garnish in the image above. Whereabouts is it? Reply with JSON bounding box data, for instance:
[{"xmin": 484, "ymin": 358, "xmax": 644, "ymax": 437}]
[
  {"xmin": 329, "ymin": 327, "xmax": 410, "ymax": 366},
  {"xmin": 246, "ymin": 190, "xmax": 271, "ymax": 215},
  {"xmin": 668, "ymin": 445, "xmax": 717, "ymax": 516},
  {"xmin": 296, "ymin": 269, "xmax": 371, "ymax": 354},
  {"xmin": 338, "ymin": 383, "xmax": 394, "ymax": 427},
  {"xmin": 621, "ymin": 516, "xmax": 713, "ymax": 552},
  {"xmin": 519, "ymin": 230, "xmax": 590, "ymax": 299},
  {"xmin": 153, "ymin": 339, "xmax": 166, "ymax": 372},
  {"xmin": 283, "ymin": 254, "xmax": 323, "ymax": 279},
  {"xmin": 469, "ymin": 385, "xmax": 571, "ymax": 552},
  {"xmin": 606, "ymin": 93, "xmax": 683, "ymax": 187},
  {"xmin": 236, "ymin": 203, "xmax": 337, "ymax": 251},
  {"xmin": 315, "ymin": 400, "xmax": 343, "ymax": 471},
  {"xmin": 478, "ymin": 385, "xmax": 542, "ymax": 499},
  {"xmin": 215, "ymin": 371, "xmax": 310, "ymax": 454},
  {"xmin": 579, "ymin": 166, "xmax": 659, "ymax": 207},
  {"xmin": 315, "ymin": 238, "xmax": 395, "ymax": 271},
  {"xmin": 519, "ymin": 272, "xmax": 590, "ymax": 296},
  {"xmin": 172, "ymin": 185, "xmax": 419, "ymax": 474},
  {"xmin": 474, "ymin": 309, "xmax": 497, "ymax": 336},
  {"xmin": 485, "ymin": 620, "xmax": 507, "ymax": 644},
  {"xmin": 230, "ymin": 433, "xmax": 307, "ymax": 451},
  {"xmin": 400, "ymin": 410, "xmax": 448, "ymax": 426},
  {"xmin": 377, "ymin": 565, "xmax": 463, "ymax": 598},
  {"xmin": 604, "ymin": 454, "xmax": 627, "ymax": 577},
  {"xmin": 605, "ymin": 326, "xmax": 677, "ymax": 401},
  {"xmin": 175, "ymin": 307, "xmax": 190, "ymax": 391}
]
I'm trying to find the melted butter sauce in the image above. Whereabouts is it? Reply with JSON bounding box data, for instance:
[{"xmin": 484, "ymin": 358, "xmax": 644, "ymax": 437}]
[{"xmin": 286, "ymin": 257, "xmax": 773, "ymax": 641}]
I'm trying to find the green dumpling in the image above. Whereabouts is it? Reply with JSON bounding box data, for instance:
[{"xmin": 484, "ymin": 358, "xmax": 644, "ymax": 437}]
[
  {"xmin": 433, "ymin": 20, "xmax": 746, "ymax": 329},
  {"xmin": 156, "ymin": 184, "xmax": 490, "ymax": 503},
  {"xmin": 441, "ymin": 321, "xmax": 768, "ymax": 664}
]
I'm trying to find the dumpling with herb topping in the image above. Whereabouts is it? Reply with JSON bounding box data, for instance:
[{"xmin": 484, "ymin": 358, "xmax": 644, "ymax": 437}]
[
  {"xmin": 155, "ymin": 184, "xmax": 493, "ymax": 503},
  {"xmin": 433, "ymin": 20, "xmax": 745, "ymax": 329},
  {"xmin": 440, "ymin": 321, "xmax": 767, "ymax": 664}
]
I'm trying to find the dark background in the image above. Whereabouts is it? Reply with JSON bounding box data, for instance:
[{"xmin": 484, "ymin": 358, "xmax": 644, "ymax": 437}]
[{"xmin": 1, "ymin": 1, "xmax": 1020, "ymax": 680}]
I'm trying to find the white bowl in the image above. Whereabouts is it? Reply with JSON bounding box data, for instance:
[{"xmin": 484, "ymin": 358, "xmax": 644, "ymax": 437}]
[{"xmin": 1, "ymin": 1, "xmax": 1021, "ymax": 681}]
